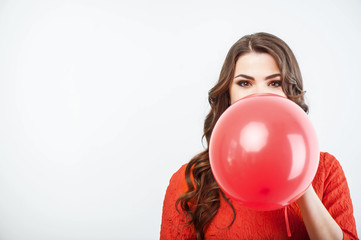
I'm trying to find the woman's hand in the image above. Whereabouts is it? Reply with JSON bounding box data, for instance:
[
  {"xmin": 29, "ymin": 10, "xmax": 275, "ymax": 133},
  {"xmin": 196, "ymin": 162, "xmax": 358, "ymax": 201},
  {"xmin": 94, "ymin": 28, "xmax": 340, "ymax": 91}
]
[{"xmin": 297, "ymin": 185, "xmax": 343, "ymax": 240}]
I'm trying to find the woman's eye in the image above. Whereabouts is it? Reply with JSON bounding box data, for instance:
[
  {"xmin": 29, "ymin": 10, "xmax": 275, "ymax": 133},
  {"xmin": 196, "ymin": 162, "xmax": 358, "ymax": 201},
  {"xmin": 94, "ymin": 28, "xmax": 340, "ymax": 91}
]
[
  {"xmin": 237, "ymin": 80, "xmax": 251, "ymax": 87},
  {"xmin": 269, "ymin": 81, "xmax": 282, "ymax": 87}
]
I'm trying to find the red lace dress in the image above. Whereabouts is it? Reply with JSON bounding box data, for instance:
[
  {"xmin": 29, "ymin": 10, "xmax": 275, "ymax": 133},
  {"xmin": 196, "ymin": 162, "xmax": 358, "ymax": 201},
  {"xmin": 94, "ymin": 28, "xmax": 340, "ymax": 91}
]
[{"xmin": 160, "ymin": 152, "xmax": 358, "ymax": 239}]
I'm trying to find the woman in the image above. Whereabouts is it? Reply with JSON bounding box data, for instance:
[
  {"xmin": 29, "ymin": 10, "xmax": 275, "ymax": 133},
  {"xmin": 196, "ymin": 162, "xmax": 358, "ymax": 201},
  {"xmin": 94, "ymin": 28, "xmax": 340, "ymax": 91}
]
[{"xmin": 160, "ymin": 32, "xmax": 358, "ymax": 239}]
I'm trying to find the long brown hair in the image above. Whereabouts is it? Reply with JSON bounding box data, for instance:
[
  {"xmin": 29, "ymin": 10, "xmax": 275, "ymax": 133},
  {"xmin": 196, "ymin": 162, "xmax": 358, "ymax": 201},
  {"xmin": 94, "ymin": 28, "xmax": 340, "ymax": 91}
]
[{"xmin": 176, "ymin": 32, "xmax": 309, "ymax": 240}]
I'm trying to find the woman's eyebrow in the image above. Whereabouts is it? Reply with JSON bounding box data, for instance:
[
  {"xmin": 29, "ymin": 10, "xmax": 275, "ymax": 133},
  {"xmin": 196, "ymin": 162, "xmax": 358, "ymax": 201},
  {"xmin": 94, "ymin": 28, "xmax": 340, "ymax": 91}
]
[
  {"xmin": 234, "ymin": 74, "xmax": 254, "ymax": 79},
  {"xmin": 234, "ymin": 73, "xmax": 281, "ymax": 80},
  {"xmin": 265, "ymin": 73, "xmax": 281, "ymax": 80}
]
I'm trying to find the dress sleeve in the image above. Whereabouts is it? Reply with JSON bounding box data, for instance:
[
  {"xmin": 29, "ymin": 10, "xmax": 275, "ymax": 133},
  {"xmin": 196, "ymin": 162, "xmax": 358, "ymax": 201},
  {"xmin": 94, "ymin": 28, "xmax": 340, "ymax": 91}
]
[
  {"xmin": 160, "ymin": 164, "xmax": 196, "ymax": 240},
  {"xmin": 321, "ymin": 152, "xmax": 358, "ymax": 240}
]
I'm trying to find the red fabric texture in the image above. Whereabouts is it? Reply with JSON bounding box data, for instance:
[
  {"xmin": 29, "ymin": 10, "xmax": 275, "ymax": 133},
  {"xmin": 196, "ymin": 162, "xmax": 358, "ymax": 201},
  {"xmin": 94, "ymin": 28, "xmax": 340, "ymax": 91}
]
[{"xmin": 160, "ymin": 152, "xmax": 358, "ymax": 239}]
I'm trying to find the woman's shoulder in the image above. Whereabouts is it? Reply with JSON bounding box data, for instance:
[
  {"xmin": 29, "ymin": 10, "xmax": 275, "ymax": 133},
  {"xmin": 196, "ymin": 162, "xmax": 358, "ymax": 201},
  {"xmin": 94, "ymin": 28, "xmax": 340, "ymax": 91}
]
[
  {"xmin": 172, "ymin": 163, "xmax": 188, "ymax": 178},
  {"xmin": 314, "ymin": 152, "xmax": 348, "ymax": 196},
  {"xmin": 318, "ymin": 151, "xmax": 344, "ymax": 173},
  {"xmin": 168, "ymin": 163, "xmax": 188, "ymax": 183},
  {"xmin": 320, "ymin": 151, "xmax": 339, "ymax": 163},
  {"xmin": 166, "ymin": 163, "xmax": 189, "ymax": 195}
]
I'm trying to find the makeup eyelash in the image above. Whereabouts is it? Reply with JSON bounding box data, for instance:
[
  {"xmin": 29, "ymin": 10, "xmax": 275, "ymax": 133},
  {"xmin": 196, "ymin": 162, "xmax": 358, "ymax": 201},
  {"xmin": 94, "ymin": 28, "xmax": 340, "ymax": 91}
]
[
  {"xmin": 269, "ymin": 81, "xmax": 282, "ymax": 87},
  {"xmin": 237, "ymin": 80, "xmax": 251, "ymax": 87}
]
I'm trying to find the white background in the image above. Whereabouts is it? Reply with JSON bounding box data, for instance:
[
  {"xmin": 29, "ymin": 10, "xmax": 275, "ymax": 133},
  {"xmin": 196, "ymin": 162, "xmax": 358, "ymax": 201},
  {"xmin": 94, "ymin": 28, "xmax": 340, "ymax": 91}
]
[{"xmin": 0, "ymin": 0, "xmax": 360, "ymax": 239}]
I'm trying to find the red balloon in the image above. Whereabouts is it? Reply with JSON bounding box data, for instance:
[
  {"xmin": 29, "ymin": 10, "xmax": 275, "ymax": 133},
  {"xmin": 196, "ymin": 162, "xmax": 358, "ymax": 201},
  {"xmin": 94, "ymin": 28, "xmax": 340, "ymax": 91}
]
[{"xmin": 209, "ymin": 93, "xmax": 319, "ymax": 211}]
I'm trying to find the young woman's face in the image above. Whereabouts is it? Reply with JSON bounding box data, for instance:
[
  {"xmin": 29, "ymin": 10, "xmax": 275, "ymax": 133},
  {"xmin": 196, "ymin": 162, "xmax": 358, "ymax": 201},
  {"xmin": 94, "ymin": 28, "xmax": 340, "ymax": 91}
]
[{"xmin": 229, "ymin": 52, "xmax": 286, "ymax": 104}]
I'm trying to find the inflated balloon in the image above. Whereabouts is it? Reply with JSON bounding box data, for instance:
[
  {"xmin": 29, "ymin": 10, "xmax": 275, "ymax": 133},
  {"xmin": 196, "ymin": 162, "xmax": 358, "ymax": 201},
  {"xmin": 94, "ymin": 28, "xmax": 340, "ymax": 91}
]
[{"xmin": 209, "ymin": 93, "xmax": 319, "ymax": 211}]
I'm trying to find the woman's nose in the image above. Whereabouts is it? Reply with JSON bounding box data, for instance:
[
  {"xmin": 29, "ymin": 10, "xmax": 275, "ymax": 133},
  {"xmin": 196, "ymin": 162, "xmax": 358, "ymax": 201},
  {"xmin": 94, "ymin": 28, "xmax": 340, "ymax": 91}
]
[{"xmin": 252, "ymin": 85, "xmax": 268, "ymax": 94}]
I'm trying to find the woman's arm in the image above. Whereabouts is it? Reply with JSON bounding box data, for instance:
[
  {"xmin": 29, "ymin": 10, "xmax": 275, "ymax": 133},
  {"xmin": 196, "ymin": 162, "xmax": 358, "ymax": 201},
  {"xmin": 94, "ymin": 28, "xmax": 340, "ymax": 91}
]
[
  {"xmin": 297, "ymin": 152, "xmax": 358, "ymax": 240},
  {"xmin": 297, "ymin": 185, "xmax": 343, "ymax": 240}
]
